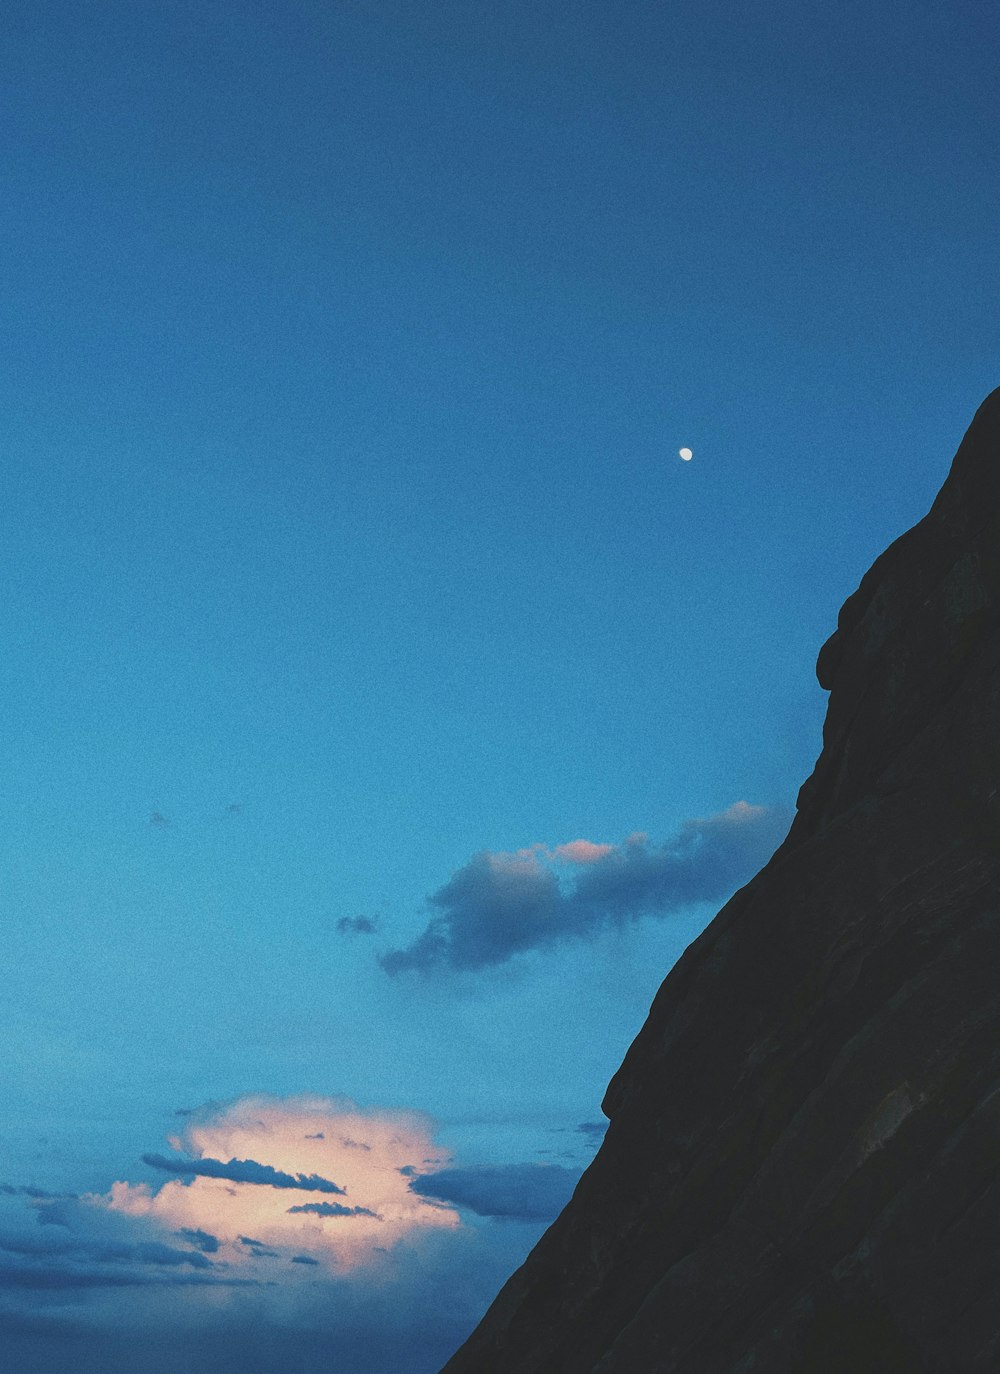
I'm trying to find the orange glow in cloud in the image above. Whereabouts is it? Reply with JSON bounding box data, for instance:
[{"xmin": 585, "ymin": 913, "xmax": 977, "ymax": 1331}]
[
  {"xmin": 103, "ymin": 1096, "xmax": 459, "ymax": 1273},
  {"xmin": 507, "ymin": 841, "xmax": 614, "ymax": 868},
  {"xmin": 551, "ymin": 840, "xmax": 613, "ymax": 865}
]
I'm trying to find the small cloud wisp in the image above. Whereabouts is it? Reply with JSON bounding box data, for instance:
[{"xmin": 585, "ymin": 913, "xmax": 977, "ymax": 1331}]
[
  {"xmin": 409, "ymin": 1164, "xmax": 581, "ymax": 1222},
  {"xmin": 141, "ymin": 1153, "xmax": 346, "ymax": 1194}
]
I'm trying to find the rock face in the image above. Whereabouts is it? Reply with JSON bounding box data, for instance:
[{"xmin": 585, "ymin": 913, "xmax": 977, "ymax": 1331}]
[{"xmin": 442, "ymin": 392, "xmax": 1000, "ymax": 1373}]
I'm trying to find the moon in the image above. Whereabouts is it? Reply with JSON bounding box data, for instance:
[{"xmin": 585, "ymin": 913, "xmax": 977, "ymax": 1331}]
[{"xmin": 679, "ymin": 447, "xmax": 693, "ymax": 462}]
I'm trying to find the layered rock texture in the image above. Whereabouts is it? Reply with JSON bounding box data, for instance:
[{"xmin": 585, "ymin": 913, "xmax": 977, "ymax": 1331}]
[{"xmin": 442, "ymin": 392, "xmax": 1000, "ymax": 1373}]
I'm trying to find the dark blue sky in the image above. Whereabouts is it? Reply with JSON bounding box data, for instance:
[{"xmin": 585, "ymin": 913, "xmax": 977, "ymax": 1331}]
[{"xmin": 2, "ymin": 1, "xmax": 997, "ymax": 1368}]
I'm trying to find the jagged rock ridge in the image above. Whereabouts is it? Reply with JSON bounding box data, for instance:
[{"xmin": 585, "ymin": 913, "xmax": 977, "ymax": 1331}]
[{"xmin": 441, "ymin": 391, "xmax": 1000, "ymax": 1373}]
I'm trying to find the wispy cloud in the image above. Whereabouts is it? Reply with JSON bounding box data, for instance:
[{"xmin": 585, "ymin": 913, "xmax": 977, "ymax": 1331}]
[
  {"xmin": 380, "ymin": 802, "xmax": 789, "ymax": 974},
  {"xmin": 337, "ymin": 916, "xmax": 379, "ymax": 936},
  {"xmin": 0, "ymin": 1184, "xmax": 76, "ymax": 1201},
  {"xmin": 175, "ymin": 1227, "xmax": 219, "ymax": 1253},
  {"xmin": 141, "ymin": 1153, "xmax": 346, "ymax": 1194},
  {"xmin": 286, "ymin": 1202, "xmax": 380, "ymax": 1218},
  {"xmin": 238, "ymin": 1234, "xmax": 279, "ymax": 1257},
  {"xmin": 0, "ymin": 1262, "xmax": 247, "ymax": 1291},
  {"xmin": 409, "ymin": 1164, "xmax": 581, "ymax": 1222},
  {"xmin": 0, "ymin": 1230, "xmax": 212, "ymax": 1270}
]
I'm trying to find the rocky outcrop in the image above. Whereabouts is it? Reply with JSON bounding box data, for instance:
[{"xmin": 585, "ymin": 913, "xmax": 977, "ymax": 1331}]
[{"xmin": 441, "ymin": 391, "xmax": 1000, "ymax": 1373}]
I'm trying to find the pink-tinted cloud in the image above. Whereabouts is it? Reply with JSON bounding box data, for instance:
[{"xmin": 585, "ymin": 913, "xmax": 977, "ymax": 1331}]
[
  {"xmin": 104, "ymin": 1096, "xmax": 458, "ymax": 1273},
  {"xmin": 551, "ymin": 840, "xmax": 614, "ymax": 865},
  {"xmin": 380, "ymin": 802, "xmax": 792, "ymax": 974},
  {"xmin": 0, "ymin": 1107, "xmax": 553, "ymax": 1373}
]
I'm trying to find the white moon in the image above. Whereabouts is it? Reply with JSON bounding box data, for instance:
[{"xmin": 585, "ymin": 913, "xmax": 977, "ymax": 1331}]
[{"xmin": 679, "ymin": 447, "xmax": 693, "ymax": 461}]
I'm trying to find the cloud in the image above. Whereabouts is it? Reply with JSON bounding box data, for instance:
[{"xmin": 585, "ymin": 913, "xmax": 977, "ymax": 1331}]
[
  {"xmin": 0, "ymin": 1231, "xmax": 211, "ymax": 1270},
  {"xmin": 0, "ymin": 1185, "xmax": 76, "ymax": 1201},
  {"xmin": 35, "ymin": 1201, "xmax": 74, "ymax": 1228},
  {"xmin": 141, "ymin": 1153, "xmax": 346, "ymax": 1194},
  {"xmin": 0, "ymin": 1219, "xmax": 508, "ymax": 1374},
  {"xmin": 108, "ymin": 1096, "xmax": 459, "ymax": 1273},
  {"xmin": 0, "ymin": 1193, "xmax": 257, "ymax": 1307},
  {"xmin": 0, "ymin": 1101, "xmax": 554, "ymax": 1374},
  {"xmin": 337, "ymin": 916, "xmax": 379, "ymax": 936},
  {"xmin": 286, "ymin": 1203, "xmax": 380, "ymax": 1219},
  {"xmin": 175, "ymin": 1227, "xmax": 219, "ymax": 1253},
  {"xmin": 380, "ymin": 851, "xmax": 562, "ymax": 974},
  {"xmin": 551, "ymin": 840, "xmax": 614, "ymax": 865},
  {"xmin": 576, "ymin": 1121, "xmax": 608, "ymax": 1142},
  {"xmin": 238, "ymin": 1235, "xmax": 279, "ymax": 1257},
  {"xmin": 380, "ymin": 802, "xmax": 790, "ymax": 974},
  {"xmin": 409, "ymin": 1164, "xmax": 581, "ymax": 1222},
  {"xmin": 0, "ymin": 1263, "xmax": 242, "ymax": 1290}
]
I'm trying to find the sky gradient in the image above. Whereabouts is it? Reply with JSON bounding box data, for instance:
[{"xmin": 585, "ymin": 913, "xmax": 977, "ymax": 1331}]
[{"xmin": 2, "ymin": 1, "xmax": 999, "ymax": 1368}]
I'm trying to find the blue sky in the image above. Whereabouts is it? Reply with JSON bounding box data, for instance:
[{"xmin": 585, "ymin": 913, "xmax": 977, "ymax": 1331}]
[{"xmin": 2, "ymin": 0, "xmax": 998, "ymax": 1368}]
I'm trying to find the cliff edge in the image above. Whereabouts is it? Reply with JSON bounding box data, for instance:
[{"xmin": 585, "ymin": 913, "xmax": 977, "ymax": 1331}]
[{"xmin": 441, "ymin": 390, "xmax": 1000, "ymax": 1373}]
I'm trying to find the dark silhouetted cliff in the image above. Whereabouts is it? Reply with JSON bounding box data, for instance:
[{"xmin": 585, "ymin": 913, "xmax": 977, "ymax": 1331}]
[{"xmin": 442, "ymin": 391, "xmax": 1000, "ymax": 1373}]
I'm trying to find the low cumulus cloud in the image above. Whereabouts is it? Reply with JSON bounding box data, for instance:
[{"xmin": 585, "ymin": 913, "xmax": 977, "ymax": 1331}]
[
  {"xmin": 409, "ymin": 1164, "xmax": 581, "ymax": 1222},
  {"xmin": 109, "ymin": 1096, "xmax": 458, "ymax": 1273},
  {"xmin": 0, "ymin": 1098, "xmax": 564, "ymax": 1374},
  {"xmin": 380, "ymin": 802, "xmax": 789, "ymax": 974}
]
